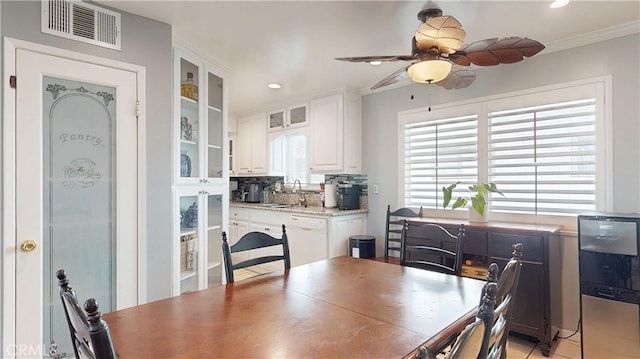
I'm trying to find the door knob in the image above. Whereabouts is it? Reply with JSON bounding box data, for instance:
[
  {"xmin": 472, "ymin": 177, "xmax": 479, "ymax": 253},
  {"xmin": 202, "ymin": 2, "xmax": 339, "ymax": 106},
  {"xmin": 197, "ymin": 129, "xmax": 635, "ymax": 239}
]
[{"xmin": 20, "ymin": 240, "xmax": 37, "ymax": 252}]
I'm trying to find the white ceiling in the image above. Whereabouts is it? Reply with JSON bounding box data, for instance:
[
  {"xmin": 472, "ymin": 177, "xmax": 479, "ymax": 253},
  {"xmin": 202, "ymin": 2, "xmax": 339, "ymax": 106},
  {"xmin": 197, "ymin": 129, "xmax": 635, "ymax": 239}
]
[{"xmin": 99, "ymin": 1, "xmax": 640, "ymax": 116}]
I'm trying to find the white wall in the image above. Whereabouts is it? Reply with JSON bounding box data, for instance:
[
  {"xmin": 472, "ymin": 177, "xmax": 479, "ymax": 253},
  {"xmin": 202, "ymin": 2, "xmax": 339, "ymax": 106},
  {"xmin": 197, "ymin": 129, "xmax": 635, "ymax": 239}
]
[
  {"xmin": 361, "ymin": 33, "xmax": 640, "ymax": 332},
  {"xmin": 0, "ymin": 1, "xmax": 173, "ymax": 301}
]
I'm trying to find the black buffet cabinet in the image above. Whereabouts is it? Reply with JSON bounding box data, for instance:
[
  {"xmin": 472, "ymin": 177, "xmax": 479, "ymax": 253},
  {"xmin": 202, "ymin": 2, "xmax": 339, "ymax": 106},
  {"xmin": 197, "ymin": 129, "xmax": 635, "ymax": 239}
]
[{"xmin": 406, "ymin": 219, "xmax": 562, "ymax": 357}]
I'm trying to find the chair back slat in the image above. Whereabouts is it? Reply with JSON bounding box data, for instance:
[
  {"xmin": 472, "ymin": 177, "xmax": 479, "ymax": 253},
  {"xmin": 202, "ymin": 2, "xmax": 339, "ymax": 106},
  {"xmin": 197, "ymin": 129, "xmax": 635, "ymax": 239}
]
[
  {"xmin": 400, "ymin": 220, "xmax": 466, "ymax": 276},
  {"xmin": 384, "ymin": 205, "xmax": 422, "ymax": 257},
  {"xmin": 56, "ymin": 269, "xmax": 117, "ymax": 359},
  {"xmin": 486, "ymin": 243, "xmax": 524, "ymax": 359},
  {"xmin": 415, "ymin": 278, "xmax": 497, "ymax": 359},
  {"xmin": 222, "ymin": 224, "xmax": 291, "ymax": 283},
  {"xmin": 85, "ymin": 298, "xmax": 117, "ymax": 359},
  {"xmin": 448, "ymin": 282, "xmax": 497, "ymax": 359},
  {"xmin": 230, "ymin": 231, "xmax": 287, "ymax": 252}
]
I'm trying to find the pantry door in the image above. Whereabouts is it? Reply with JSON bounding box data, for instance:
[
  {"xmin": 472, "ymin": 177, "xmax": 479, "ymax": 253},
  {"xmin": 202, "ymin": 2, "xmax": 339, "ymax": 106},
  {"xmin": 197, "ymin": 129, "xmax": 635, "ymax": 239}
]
[{"xmin": 13, "ymin": 48, "xmax": 139, "ymax": 358}]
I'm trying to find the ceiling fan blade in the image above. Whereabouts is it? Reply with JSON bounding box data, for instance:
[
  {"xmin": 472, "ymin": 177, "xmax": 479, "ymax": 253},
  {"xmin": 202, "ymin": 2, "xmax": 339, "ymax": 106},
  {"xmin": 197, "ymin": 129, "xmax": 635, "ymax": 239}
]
[
  {"xmin": 437, "ymin": 65, "xmax": 476, "ymax": 89},
  {"xmin": 415, "ymin": 16, "xmax": 466, "ymax": 54},
  {"xmin": 450, "ymin": 37, "xmax": 545, "ymax": 66},
  {"xmin": 370, "ymin": 66, "xmax": 410, "ymax": 90},
  {"xmin": 335, "ymin": 55, "xmax": 415, "ymax": 63}
]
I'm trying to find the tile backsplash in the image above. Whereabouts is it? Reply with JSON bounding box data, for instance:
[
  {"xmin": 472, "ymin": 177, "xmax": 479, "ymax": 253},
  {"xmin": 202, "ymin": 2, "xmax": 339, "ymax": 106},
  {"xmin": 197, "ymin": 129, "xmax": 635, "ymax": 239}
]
[
  {"xmin": 325, "ymin": 174, "xmax": 369, "ymax": 195},
  {"xmin": 230, "ymin": 174, "xmax": 368, "ymax": 209}
]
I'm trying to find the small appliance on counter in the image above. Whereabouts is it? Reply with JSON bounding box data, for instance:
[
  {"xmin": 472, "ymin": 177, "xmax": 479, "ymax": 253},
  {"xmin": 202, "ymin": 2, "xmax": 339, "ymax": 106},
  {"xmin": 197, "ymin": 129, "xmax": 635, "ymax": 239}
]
[
  {"xmin": 325, "ymin": 184, "xmax": 338, "ymax": 208},
  {"xmin": 339, "ymin": 184, "xmax": 360, "ymax": 210},
  {"xmin": 246, "ymin": 183, "xmax": 262, "ymax": 203},
  {"xmin": 260, "ymin": 187, "xmax": 272, "ymax": 204}
]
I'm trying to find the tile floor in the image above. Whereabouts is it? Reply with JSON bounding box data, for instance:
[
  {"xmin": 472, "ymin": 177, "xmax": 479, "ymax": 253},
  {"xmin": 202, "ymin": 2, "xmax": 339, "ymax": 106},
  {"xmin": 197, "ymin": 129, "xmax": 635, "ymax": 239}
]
[
  {"xmin": 508, "ymin": 334, "xmax": 581, "ymax": 359},
  {"xmin": 233, "ymin": 267, "xmax": 271, "ymax": 281},
  {"xmin": 234, "ymin": 269, "xmax": 583, "ymax": 358}
]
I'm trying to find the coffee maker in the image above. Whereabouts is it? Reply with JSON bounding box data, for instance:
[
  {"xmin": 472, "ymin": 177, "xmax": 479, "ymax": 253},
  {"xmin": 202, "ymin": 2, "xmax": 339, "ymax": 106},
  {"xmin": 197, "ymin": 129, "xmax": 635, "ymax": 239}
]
[{"xmin": 339, "ymin": 184, "xmax": 360, "ymax": 210}]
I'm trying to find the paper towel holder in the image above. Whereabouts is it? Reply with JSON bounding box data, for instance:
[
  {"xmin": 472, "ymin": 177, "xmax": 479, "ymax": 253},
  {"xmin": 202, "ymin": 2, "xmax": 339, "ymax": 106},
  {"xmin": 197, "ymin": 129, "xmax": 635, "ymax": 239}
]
[{"xmin": 324, "ymin": 184, "xmax": 338, "ymax": 208}]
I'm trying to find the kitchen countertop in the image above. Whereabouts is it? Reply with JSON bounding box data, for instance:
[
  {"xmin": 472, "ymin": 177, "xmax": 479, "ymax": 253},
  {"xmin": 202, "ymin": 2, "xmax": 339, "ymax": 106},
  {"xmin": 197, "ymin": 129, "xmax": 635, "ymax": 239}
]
[{"xmin": 230, "ymin": 201, "xmax": 369, "ymax": 217}]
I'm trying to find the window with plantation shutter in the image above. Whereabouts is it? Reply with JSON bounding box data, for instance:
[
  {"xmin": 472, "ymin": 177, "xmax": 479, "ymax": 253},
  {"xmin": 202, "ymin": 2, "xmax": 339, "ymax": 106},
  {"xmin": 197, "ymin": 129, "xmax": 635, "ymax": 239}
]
[
  {"xmin": 488, "ymin": 98, "xmax": 598, "ymax": 215},
  {"xmin": 402, "ymin": 110, "xmax": 478, "ymax": 209},
  {"xmin": 399, "ymin": 79, "xmax": 608, "ymax": 227}
]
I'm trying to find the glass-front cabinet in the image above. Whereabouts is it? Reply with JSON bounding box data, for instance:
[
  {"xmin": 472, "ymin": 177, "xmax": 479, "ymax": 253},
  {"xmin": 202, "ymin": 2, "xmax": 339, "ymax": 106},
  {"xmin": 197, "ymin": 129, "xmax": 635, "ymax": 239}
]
[
  {"xmin": 267, "ymin": 102, "xmax": 309, "ymax": 132},
  {"xmin": 173, "ymin": 42, "xmax": 228, "ymax": 296},
  {"xmin": 175, "ymin": 45, "xmax": 226, "ymax": 184},
  {"xmin": 173, "ymin": 188, "xmax": 225, "ymax": 295}
]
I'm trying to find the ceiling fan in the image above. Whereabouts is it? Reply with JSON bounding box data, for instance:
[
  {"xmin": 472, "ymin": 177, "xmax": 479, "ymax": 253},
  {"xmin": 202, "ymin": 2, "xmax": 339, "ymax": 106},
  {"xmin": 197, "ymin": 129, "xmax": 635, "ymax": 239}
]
[{"xmin": 336, "ymin": 8, "xmax": 545, "ymax": 90}]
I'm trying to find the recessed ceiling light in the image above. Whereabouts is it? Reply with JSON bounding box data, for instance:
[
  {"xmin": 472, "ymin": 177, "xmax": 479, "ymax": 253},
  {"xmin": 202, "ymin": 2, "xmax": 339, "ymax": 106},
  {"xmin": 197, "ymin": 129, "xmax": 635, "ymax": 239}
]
[
  {"xmin": 268, "ymin": 83, "xmax": 282, "ymax": 89},
  {"xmin": 550, "ymin": 0, "xmax": 570, "ymax": 8},
  {"xmin": 369, "ymin": 60, "xmax": 383, "ymax": 66}
]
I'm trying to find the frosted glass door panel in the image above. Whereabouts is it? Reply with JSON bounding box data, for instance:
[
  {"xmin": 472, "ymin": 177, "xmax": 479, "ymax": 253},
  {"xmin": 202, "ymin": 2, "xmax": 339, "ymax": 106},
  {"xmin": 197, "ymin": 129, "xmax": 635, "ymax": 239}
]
[
  {"xmin": 180, "ymin": 58, "xmax": 200, "ymax": 180},
  {"xmin": 43, "ymin": 76, "xmax": 116, "ymax": 356},
  {"xmin": 179, "ymin": 195, "xmax": 199, "ymax": 294},
  {"xmin": 207, "ymin": 71, "xmax": 223, "ymax": 179},
  {"xmin": 207, "ymin": 194, "xmax": 223, "ymax": 288}
]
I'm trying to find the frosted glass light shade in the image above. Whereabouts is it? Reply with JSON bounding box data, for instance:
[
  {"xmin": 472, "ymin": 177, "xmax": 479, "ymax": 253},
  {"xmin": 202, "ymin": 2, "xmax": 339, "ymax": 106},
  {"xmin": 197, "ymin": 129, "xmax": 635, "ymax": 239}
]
[{"xmin": 407, "ymin": 60, "xmax": 452, "ymax": 83}]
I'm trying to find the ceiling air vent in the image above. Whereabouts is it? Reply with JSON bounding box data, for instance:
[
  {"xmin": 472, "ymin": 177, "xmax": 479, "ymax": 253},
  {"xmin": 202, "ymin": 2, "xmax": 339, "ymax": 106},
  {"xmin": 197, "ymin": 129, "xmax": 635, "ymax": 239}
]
[{"xmin": 41, "ymin": 0, "xmax": 121, "ymax": 50}]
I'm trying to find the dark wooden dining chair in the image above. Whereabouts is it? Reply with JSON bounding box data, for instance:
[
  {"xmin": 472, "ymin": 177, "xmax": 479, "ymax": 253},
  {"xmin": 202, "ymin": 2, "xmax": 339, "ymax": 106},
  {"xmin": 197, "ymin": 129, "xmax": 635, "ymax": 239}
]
[
  {"xmin": 56, "ymin": 269, "xmax": 117, "ymax": 359},
  {"xmin": 400, "ymin": 220, "xmax": 465, "ymax": 275},
  {"xmin": 486, "ymin": 242, "xmax": 524, "ymax": 359},
  {"xmin": 221, "ymin": 224, "xmax": 291, "ymax": 283},
  {"xmin": 384, "ymin": 205, "xmax": 423, "ymax": 257},
  {"xmin": 415, "ymin": 280, "xmax": 497, "ymax": 359}
]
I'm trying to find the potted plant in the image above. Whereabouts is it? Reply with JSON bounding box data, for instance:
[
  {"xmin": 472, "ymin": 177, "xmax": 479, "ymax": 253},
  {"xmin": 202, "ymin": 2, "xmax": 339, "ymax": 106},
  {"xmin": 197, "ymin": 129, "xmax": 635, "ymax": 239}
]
[{"xmin": 442, "ymin": 182, "xmax": 504, "ymax": 222}]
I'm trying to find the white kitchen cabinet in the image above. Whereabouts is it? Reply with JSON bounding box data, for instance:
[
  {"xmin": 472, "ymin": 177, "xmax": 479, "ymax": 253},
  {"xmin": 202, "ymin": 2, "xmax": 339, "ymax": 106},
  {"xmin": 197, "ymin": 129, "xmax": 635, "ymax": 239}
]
[
  {"xmin": 329, "ymin": 214, "xmax": 367, "ymax": 258},
  {"xmin": 248, "ymin": 210, "xmax": 289, "ymax": 272},
  {"xmin": 173, "ymin": 188, "xmax": 226, "ymax": 295},
  {"xmin": 249, "ymin": 221, "xmax": 285, "ymax": 272},
  {"xmin": 309, "ymin": 91, "xmax": 361, "ymax": 173},
  {"xmin": 267, "ymin": 109, "xmax": 285, "ymax": 132},
  {"xmin": 343, "ymin": 91, "xmax": 362, "ymax": 173},
  {"xmin": 173, "ymin": 42, "xmax": 229, "ymax": 296},
  {"xmin": 228, "ymin": 134, "xmax": 236, "ymax": 176},
  {"xmin": 268, "ymin": 102, "xmax": 309, "ymax": 132},
  {"xmin": 228, "ymin": 208, "xmax": 249, "ymax": 260},
  {"xmin": 237, "ymin": 112, "xmax": 267, "ymax": 175},
  {"xmin": 227, "ymin": 207, "xmax": 330, "ymax": 270},
  {"xmin": 174, "ymin": 44, "xmax": 227, "ymax": 184}
]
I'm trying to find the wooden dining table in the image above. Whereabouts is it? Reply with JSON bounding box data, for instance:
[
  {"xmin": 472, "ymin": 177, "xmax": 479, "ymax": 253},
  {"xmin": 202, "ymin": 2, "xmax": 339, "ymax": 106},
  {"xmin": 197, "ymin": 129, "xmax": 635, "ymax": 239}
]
[{"xmin": 104, "ymin": 256, "xmax": 485, "ymax": 358}]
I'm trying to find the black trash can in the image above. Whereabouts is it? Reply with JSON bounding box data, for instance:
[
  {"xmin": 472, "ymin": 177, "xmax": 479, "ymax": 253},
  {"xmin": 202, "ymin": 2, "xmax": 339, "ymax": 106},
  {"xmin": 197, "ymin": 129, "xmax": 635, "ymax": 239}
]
[{"xmin": 349, "ymin": 235, "xmax": 376, "ymax": 259}]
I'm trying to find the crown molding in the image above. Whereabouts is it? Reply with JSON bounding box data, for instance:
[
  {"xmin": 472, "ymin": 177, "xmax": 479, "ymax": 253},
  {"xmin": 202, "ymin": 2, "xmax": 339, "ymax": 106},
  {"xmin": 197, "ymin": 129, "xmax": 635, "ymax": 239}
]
[
  {"xmin": 543, "ymin": 20, "xmax": 640, "ymax": 54},
  {"xmin": 359, "ymin": 20, "xmax": 640, "ymax": 96}
]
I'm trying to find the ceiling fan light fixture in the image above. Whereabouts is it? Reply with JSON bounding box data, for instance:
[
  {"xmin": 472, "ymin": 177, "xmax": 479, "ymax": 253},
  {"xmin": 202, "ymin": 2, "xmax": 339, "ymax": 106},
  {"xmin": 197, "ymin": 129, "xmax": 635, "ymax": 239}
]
[
  {"xmin": 268, "ymin": 83, "xmax": 282, "ymax": 89},
  {"xmin": 407, "ymin": 60, "xmax": 452, "ymax": 84},
  {"xmin": 369, "ymin": 60, "xmax": 382, "ymax": 66}
]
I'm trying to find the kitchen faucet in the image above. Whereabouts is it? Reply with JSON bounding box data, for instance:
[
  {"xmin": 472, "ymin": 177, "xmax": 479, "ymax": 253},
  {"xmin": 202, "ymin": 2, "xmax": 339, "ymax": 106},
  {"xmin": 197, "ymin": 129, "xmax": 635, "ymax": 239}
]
[{"xmin": 293, "ymin": 179, "xmax": 306, "ymax": 206}]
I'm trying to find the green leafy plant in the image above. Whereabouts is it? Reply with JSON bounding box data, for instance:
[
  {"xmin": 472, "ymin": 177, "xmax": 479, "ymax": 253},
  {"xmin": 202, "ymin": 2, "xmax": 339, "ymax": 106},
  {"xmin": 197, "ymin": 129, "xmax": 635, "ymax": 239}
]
[{"xmin": 442, "ymin": 182, "xmax": 504, "ymax": 216}]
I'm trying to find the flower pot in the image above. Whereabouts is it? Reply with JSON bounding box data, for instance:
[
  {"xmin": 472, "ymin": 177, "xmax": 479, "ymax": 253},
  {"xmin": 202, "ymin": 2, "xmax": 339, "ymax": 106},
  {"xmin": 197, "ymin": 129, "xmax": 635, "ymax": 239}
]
[{"xmin": 468, "ymin": 207, "xmax": 488, "ymax": 223}]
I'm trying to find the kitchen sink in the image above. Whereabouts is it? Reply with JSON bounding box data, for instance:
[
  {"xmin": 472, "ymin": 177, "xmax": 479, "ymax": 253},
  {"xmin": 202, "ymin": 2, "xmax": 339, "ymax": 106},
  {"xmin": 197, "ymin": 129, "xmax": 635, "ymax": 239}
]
[{"xmin": 260, "ymin": 203, "xmax": 294, "ymax": 208}]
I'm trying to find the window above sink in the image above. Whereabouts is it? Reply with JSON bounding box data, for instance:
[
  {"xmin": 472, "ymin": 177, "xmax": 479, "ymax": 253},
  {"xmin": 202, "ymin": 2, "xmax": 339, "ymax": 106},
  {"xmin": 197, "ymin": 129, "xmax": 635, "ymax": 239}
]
[{"xmin": 269, "ymin": 133, "xmax": 323, "ymax": 185}]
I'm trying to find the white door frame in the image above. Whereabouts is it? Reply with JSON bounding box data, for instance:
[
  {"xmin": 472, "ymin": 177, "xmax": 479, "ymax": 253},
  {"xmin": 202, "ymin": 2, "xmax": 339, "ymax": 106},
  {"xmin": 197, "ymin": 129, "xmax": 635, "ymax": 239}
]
[{"xmin": 2, "ymin": 37, "xmax": 147, "ymax": 354}]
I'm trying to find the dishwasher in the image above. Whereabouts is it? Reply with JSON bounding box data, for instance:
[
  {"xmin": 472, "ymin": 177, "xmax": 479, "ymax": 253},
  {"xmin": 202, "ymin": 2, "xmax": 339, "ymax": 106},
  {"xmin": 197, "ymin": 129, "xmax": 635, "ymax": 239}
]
[
  {"xmin": 578, "ymin": 213, "xmax": 640, "ymax": 359},
  {"xmin": 286, "ymin": 215, "xmax": 328, "ymax": 267}
]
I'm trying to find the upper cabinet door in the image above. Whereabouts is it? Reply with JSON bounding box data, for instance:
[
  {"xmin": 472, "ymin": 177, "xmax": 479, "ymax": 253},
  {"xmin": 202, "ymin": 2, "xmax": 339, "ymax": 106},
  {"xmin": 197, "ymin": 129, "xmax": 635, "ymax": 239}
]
[
  {"xmin": 174, "ymin": 45, "xmax": 228, "ymax": 185},
  {"xmin": 267, "ymin": 109, "xmax": 285, "ymax": 132},
  {"xmin": 287, "ymin": 102, "xmax": 309, "ymax": 130},
  {"xmin": 206, "ymin": 70, "xmax": 224, "ymax": 181},
  {"xmin": 236, "ymin": 112, "xmax": 267, "ymax": 175},
  {"xmin": 267, "ymin": 102, "xmax": 309, "ymax": 132},
  {"xmin": 309, "ymin": 94, "xmax": 344, "ymax": 172}
]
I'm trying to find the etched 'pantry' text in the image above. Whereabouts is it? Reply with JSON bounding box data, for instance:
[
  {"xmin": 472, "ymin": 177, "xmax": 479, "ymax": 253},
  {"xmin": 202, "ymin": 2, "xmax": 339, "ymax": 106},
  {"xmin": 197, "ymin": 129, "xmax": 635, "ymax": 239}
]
[{"xmin": 59, "ymin": 133, "xmax": 103, "ymax": 146}]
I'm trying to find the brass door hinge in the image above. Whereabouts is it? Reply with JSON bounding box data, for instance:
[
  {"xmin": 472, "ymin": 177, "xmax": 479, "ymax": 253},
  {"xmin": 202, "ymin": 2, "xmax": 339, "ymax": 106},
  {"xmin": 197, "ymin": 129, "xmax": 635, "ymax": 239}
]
[{"xmin": 9, "ymin": 75, "xmax": 16, "ymax": 89}]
